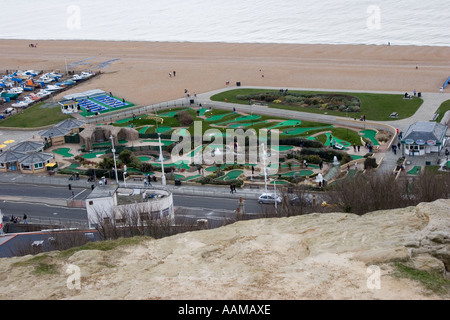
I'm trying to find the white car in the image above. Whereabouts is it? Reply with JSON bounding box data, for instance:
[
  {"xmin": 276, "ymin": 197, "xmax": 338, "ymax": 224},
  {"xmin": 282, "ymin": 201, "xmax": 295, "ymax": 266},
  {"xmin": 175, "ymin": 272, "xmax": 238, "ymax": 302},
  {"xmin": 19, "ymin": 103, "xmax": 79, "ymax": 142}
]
[{"xmin": 258, "ymin": 193, "xmax": 282, "ymax": 204}]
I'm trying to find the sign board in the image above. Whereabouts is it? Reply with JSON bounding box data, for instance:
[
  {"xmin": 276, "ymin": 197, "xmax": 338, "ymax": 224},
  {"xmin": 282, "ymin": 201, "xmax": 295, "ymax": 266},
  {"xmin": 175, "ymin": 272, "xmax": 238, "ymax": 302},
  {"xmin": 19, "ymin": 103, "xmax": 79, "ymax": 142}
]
[
  {"xmin": 427, "ymin": 140, "xmax": 436, "ymax": 146},
  {"xmin": 416, "ymin": 139, "xmax": 425, "ymax": 145},
  {"xmin": 405, "ymin": 139, "xmax": 414, "ymax": 145}
]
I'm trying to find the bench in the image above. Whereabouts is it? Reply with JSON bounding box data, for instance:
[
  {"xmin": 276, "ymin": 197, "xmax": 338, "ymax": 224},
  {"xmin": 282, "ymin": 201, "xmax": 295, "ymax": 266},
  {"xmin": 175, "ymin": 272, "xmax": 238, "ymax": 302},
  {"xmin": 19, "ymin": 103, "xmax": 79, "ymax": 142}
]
[
  {"xmin": 248, "ymin": 185, "xmax": 260, "ymax": 189},
  {"xmin": 133, "ymin": 177, "xmax": 144, "ymax": 181}
]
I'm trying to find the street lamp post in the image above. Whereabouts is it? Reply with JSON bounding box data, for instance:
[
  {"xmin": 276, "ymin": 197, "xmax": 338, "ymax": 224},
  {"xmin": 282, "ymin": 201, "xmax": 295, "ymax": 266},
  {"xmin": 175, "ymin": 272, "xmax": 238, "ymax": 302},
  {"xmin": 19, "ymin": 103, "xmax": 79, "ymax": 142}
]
[
  {"xmin": 110, "ymin": 135, "xmax": 119, "ymax": 184},
  {"xmin": 262, "ymin": 143, "xmax": 268, "ymax": 194},
  {"xmin": 158, "ymin": 133, "xmax": 166, "ymax": 186},
  {"xmin": 272, "ymin": 178, "xmax": 277, "ymax": 210},
  {"xmin": 123, "ymin": 165, "xmax": 127, "ymax": 187}
]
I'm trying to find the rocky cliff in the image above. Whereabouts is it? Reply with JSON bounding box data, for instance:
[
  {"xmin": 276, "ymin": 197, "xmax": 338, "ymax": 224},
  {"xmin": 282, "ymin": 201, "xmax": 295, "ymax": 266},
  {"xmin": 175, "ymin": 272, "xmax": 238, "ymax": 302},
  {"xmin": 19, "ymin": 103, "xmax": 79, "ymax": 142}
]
[{"xmin": 0, "ymin": 199, "xmax": 448, "ymax": 300}]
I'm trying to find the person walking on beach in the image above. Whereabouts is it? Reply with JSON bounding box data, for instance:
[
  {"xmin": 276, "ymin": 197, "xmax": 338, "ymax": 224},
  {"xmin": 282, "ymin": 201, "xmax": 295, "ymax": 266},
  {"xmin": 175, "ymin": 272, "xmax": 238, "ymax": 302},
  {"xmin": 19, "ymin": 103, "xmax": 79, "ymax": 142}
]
[
  {"xmin": 173, "ymin": 71, "xmax": 176, "ymax": 77},
  {"xmin": 169, "ymin": 71, "xmax": 172, "ymax": 78}
]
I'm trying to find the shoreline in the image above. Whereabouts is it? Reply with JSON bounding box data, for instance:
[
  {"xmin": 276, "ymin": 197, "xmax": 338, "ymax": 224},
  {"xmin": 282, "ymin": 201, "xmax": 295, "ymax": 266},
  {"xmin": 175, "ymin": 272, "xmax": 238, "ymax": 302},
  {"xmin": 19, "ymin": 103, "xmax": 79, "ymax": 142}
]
[
  {"xmin": 2, "ymin": 38, "xmax": 449, "ymax": 48},
  {"xmin": 1, "ymin": 39, "xmax": 449, "ymax": 106}
]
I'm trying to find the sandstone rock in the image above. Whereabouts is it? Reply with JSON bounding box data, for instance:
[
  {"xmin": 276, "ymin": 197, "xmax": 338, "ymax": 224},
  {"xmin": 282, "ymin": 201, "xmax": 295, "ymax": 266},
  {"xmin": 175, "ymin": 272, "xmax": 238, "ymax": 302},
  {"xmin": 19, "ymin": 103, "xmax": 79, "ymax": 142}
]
[{"xmin": 0, "ymin": 199, "xmax": 448, "ymax": 300}]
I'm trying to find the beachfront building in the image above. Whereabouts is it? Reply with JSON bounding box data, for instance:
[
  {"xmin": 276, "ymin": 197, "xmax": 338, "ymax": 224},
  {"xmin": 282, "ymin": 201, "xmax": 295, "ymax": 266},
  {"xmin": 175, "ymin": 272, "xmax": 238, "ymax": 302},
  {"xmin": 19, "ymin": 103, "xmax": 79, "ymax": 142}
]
[
  {"xmin": 86, "ymin": 185, "xmax": 175, "ymax": 229},
  {"xmin": 401, "ymin": 121, "xmax": 448, "ymax": 156},
  {"xmin": 0, "ymin": 148, "xmax": 55, "ymax": 174},
  {"xmin": 18, "ymin": 151, "xmax": 55, "ymax": 174},
  {"xmin": 0, "ymin": 150, "xmax": 26, "ymax": 172},
  {"xmin": 59, "ymin": 99, "xmax": 79, "ymax": 114},
  {"xmin": 39, "ymin": 118, "xmax": 86, "ymax": 147},
  {"xmin": 9, "ymin": 141, "xmax": 44, "ymax": 153}
]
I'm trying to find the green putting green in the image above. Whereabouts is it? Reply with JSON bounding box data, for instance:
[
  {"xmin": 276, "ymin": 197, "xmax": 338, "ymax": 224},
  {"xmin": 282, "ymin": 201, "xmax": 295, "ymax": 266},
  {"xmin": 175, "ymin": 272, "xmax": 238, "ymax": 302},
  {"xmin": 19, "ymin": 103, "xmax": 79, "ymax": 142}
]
[
  {"xmin": 280, "ymin": 170, "xmax": 314, "ymax": 177},
  {"xmin": 282, "ymin": 126, "xmax": 333, "ymax": 136},
  {"xmin": 184, "ymin": 174, "xmax": 202, "ymax": 181},
  {"xmin": 205, "ymin": 112, "xmax": 235, "ymax": 122},
  {"xmin": 360, "ymin": 129, "xmax": 380, "ymax": 146},
  {"xmin": 351, "ymin": 155, "xmax": 364, "ymax": 160},
  {"xmin": 197, "ymin": 108, "xmax": 211, "ymax": 116},
  {"xmin": 228, "ymin": 120, "xmax": 268, "ymax": 129},
  {"xmin": 407, "ymin": 166, "xmax": 422, "ymax": 175},
  {"xmin": 324, "ymin": 132, "xmax": 351, "ymax": 148},
  {"xmin": 217, "ymin": 170, "xmax": 244, "ymax": 181},
  {"xmin": 52, "ymin": 148, "xmax": 74, "ymax": 157},
  {"xmin": 138, "ymin": 156, "xmax": 152, "ymax": 162},
  {"xmin": 268, "ymin": 119, "xmax": 301, "ymax": 129},
  {"xmin": 138, "ymin": 126, "xmax": 152, "ymax": 133},
  {"xmin": 269, "ymin": 180, "xmax": 289, "ymax": 185},
  {"xmin": 156, "ymin": 126, "xmax": 172, "ymax": 134},
  {"xmin": 83, "ymin": 151, "xmax": 106, "ymax": 159},
  {"xmin": 173, "ymin": 160, "xmax": 191, "ymax": 170},
  {"xmin": 173, "ymin": 128, "xmax": 190, "ymax": 136}
]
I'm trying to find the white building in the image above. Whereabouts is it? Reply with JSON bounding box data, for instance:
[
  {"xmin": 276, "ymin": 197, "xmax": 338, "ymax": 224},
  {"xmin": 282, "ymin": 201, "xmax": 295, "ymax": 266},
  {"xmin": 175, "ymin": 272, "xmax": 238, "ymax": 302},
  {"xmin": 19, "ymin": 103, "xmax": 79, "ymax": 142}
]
[
  {"xmin": 86, "ymin": 185, "xmax": 174, "ymax": 229},
  {"xmin": 401, "ymin": 121, "xmax": 448, "ymax": 156}
]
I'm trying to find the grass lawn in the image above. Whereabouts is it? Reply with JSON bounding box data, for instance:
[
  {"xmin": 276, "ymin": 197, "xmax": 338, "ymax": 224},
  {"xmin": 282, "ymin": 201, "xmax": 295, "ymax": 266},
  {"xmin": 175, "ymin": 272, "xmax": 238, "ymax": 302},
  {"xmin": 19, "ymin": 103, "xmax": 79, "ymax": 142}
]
[
  {"xmin": 0, "ymin": 102, "xmax": 73, "ymax": 128},
  {"xmin": 210, "ymin": 88, "xmax": 423, "ymax": 121},
  {"xmin": 52, "ymin": 148, "xmax": 74, "ymax": 158},
  {"xmin": 433, "ymin": 99, "xmax": 450, "ymax": 122}
]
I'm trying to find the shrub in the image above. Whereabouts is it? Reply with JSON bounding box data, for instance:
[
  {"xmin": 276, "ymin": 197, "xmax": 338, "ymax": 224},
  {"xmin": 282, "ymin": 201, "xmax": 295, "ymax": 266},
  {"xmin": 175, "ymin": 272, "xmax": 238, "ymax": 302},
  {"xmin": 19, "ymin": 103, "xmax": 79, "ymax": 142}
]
[
  {"xmin": 176, "ymin": 111, "xmax": 194, "ymax": 126},
  {"xmin": 364, "ymin": 157, "xmax": 378, "ymax": 169}
]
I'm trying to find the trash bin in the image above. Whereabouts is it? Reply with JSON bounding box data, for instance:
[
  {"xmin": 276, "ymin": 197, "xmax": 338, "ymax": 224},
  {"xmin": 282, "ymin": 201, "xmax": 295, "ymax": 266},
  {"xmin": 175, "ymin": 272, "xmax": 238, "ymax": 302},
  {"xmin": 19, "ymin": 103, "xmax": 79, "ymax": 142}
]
[
  {"xmin": 175, "ymin": 179, "xmax": 181, "ymax": 186},
  {"xmin": 418, "ymin": 92, "xmax": 421, "ymax": 97},
  {"xmin": 236, "ymin": 82, "xmax": 241, "ymax": 86},
  {"xmin": 189, "ymin": 99, "xmax": 195, "ymax": 105}
]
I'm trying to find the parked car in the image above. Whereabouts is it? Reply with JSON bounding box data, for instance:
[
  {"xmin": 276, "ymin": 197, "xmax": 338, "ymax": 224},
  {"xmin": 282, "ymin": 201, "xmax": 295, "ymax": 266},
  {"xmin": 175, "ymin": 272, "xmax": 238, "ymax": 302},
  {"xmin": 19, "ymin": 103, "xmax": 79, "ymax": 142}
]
[{"xmin": 258, "ymin": 193, "xmax": 282, "ymax": 204}]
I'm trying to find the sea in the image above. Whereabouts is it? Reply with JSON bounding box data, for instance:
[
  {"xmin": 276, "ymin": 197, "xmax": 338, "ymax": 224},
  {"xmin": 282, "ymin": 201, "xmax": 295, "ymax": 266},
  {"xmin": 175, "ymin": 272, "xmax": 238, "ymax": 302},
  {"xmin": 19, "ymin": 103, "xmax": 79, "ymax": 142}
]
[{"xmin": 0, "ymin": 0, "xmax": 448, "ymax": 47}]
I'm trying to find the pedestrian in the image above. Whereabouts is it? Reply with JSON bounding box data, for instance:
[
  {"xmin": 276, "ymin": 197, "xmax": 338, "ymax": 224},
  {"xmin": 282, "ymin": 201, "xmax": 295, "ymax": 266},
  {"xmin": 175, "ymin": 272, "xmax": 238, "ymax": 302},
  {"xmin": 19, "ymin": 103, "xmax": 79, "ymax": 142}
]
[
  {"xmin": 357, "ymin": 145, "xmax": 360, "ymax": 152},
  {"xmin": 23, "ymin": 214, "xmax": 28, "ymax": 224},
  {"xmin": 397, "ymin": 142, "xmax": 401, "ymax": 149},
  {"xmin": 233, "ymin": 185, "xmax": 236, "ymax": 193},
  {"xmin": 173, "ymin": 70, "xmax": 176, "ymax": 77},
  {"xmin": 252, "ymin": 165, "xmax": 255, "ymax": 175},
  {"xmin": 169, "ymin": 71, "xmax": 172, "ymax": 77},
  {"xmin": 319, "ymin": 160, "xmax": 323, "ymax": 170},
  {"xmin": 230, "ymin": 184, "xmax": 234, "ymax": 194},
  {"xmin": 353, "ymin": 145, "xmax": 356, "ymax": 152},
  {"xmin": 354, "ymin": 162, "xmax": 358, "ymax": 171}
]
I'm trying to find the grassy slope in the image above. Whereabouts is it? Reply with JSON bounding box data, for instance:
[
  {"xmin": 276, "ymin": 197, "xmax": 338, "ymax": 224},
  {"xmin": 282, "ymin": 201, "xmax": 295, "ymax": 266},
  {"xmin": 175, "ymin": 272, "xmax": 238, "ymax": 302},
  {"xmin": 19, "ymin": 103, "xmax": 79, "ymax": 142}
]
[
  {"xmin": 0, "ymin": 102, "xmax": 73, "ymax": 128},
  {"xmin": 210, "ymin": 88, "xmax": 423, "ymax": 121}
]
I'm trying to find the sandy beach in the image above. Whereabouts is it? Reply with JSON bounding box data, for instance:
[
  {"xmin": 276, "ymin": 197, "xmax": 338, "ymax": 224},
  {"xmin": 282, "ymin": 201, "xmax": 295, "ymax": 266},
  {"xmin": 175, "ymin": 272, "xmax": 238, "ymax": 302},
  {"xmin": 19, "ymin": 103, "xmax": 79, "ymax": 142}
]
[{"xmin": 1, "ymin": 40, "xmax": 449, "ymax": 106}]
